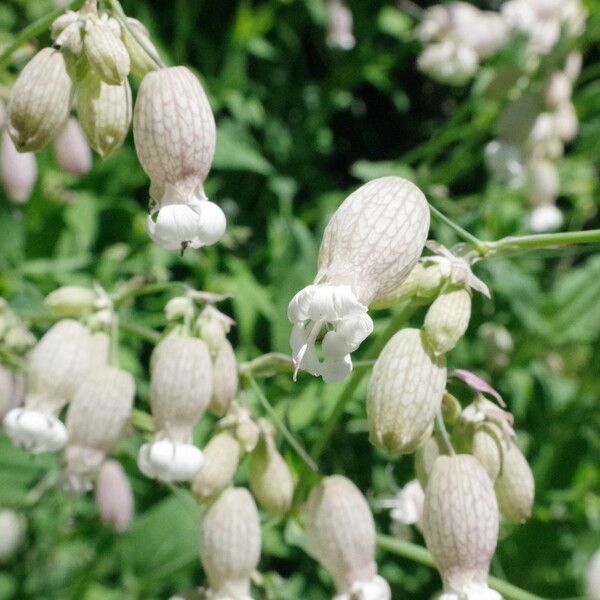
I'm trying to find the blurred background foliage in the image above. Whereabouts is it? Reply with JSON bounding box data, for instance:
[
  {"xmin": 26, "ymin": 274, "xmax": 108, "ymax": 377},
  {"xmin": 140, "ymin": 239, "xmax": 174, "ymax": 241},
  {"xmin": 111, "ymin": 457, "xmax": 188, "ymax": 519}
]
[{"xmin": 0, "ymin": 0, "xmax": 599, "ymax": 599}]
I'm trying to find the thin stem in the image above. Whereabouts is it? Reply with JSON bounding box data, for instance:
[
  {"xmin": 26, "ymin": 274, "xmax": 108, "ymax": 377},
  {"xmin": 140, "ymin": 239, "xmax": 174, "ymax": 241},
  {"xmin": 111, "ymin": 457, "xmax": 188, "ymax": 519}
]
[
  {"xmin": 118, "ymin": 320, "xmax": 161, "ymax": 344},
  {"xmin": 238, "ymin": 352, "xmax": 294, "ymax": 379},
  {"xmin": 0, "ymin": 0, "xmax": 85, "ymax": 69},
  {"xmin": 429, "ymin": 203, "xmax": 487, "ymax": 253},
  {"xmin": 112, "ymin": 280, "xmax": 189, "ymax": 307},
  {"xmin": 130, "ymin": 408, "xmax": 154, "ymax": 433},
  {"xmin": 310, "ymin": 302, "xmax": 415, "ymax": 461},
  {"xmin": 245, "ymin": 375, "xmax": 320, "ymax": 474},
  {"xmin": 478, "ymin": 229, "xmax": 600, "ymax": 259},
  {"xmin": 107, "ymin": 0, "xmax": 166, "ymax": 69},
  {"xmin": 435, "ymin": 411, "xmax": 455, "ymax": 456},
  {"xmin": 109, "ymin": 313, "xmax": 120, "ymax": 367},
  {"xmin": 376, "ymin": 535, "xmax": 548, "ymax": 600}
]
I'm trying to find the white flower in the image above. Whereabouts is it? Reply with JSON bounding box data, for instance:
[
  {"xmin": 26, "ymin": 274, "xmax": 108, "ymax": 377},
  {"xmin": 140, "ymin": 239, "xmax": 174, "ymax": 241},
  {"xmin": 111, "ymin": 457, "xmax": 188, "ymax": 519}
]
[
  {"xmin": 389, "ymin": 480, "xmax": 425, "ymax": 526},
  {"xmin": 528, "ymin": 204, "xmax": 563, "ymax": 232},
  {"xmin": 327, "ymin": 0, "xmax": 355, "ymax": 50},
  {"xmin": 417, "ymin": 40, "xmax": 479, "ymax": 86},
  {"xmin": 440, "ymin": 582, "xmax": 501, "ymax": 600},
  {"xmin": 147, "ymin": 184, "xmax": 226, "ymax": 252},
  {"xmin": 138, "ymin": 439, "xmax": 204, "ymax": 482},
  {"xmin": 586, "ymin": 549, "xmax": 600, "ymax": 600},
  {"xmin": 3, "ymin": 408, "xmax": 68, "ymax": 453},
  {"xmin": 333, "ymin": 575, "xmax": 391, "ymax": 600},
  {"xmin": 289, "ymin": 284, "xmax": 373, "ymax": 383}
]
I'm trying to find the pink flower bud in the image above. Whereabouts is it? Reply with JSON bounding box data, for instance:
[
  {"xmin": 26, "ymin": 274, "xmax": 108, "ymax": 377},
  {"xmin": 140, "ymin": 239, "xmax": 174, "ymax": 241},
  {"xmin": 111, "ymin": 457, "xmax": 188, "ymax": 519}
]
[
  {"xmin": 95, "ymin": 459, "xmax": 134, "ymax": 533},
  {"xmin": 53, "ymin": 118, "xmax": 92, "ymax": 176},
  {"xmin": 0, "ymin": 131, "xmax": 37, "ymax": 203}
]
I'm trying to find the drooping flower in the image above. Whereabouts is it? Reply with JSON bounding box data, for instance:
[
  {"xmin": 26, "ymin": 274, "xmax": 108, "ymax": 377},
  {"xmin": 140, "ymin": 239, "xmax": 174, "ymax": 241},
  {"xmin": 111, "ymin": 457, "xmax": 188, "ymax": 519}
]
[
  {"xmin": 0, "ymin": 131, "xmax": 37, "ymax": 203},
  {"xmin": 289, "ymin": 177, "xmax": 429, "ymax": 382},
  {"xmin": 0, "ymin": 510, "xmax": 26, "ymax": 563},
  {"xmin": 199, "ymin": 487, "xmax": 261, "ymax": 600},
  {"xmin": 138, "ymin": 334, "xmax": 213, "ymax": 482},
  {"xmin": 422, "ymin": 455, "xmax": 501, "ymax": 600},
  {"xmin": 305, "ymin": 475, "xmax": 391, "ymax": 600},
  {"xmin": 95, "ymin": 459, "xmax": 134, "ymax": 533},
  {"xmin": 4, "ymin": 319, "xmax": 92, "ymax": 453},
  {"xmin": 133, "ymin": 66, "xmax": 224, "ymax": 252},
  {"xmin": 53, "ymin": 117, "xmax": 92, "ymax": 176}
]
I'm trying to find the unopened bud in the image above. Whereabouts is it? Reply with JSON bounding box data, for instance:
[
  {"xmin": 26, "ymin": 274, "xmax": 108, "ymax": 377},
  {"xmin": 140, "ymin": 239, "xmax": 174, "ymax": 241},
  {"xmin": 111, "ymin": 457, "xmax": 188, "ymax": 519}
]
[
  {"xmin": 138, "ymin": 334, "xmax": 213, "ymax": 482},
  {"xmin": 249, "ymin": 437, "xmax": 294, "ymax": 517},
  {"xmin": 305, "ymin": 475, "xmax": 390, "ymax": 598},
  {"xmin": 494, "ymin": 441, "xmax": 534, "ymax": 523},
  {"xmin": 209, "ymin": 338, "xmax": 238, "ymax": 417},
  {"xmin": 423, "ymin": 288, "xmax": 471, "ymax": 355},
  {"xmin": 95, "ymin": 459, "xmax": 134, "ymax": 532},
  {"xmin": 51, "ymin": 11, "xmax": 83, "ymax": 55},
  {"xmin": 0, "ymin": 510, "xmax": 26, "ymax": 563},
  {"xmin": 199, "ymin": 488, "xmax": 261, "ymax": 599},
  {"xmin": 367, "ymin": 328, "xmax": 446, "ymax": 455},
  {"xmin": 84, "ymin": 18, "xmax": 130, "ymax": 84},
  {"xmin": 122, "ymin": 18, "xmax": 160, "ymax": 80},
  {"xmin": 164, "ymin": 296, "xmax": 194, "ymax": 322},
  {"xmin": 53, "ymin": 117, "xmax": 92, "ymax": 175},
  {"xmin": 77, "ymin": 71, "xmax": 132, "ymax": 158},
  {"xmin": 526, "ymin": 160, "xmax": 560, "ymax": 206},
  {"xmin": 44, "ymin": 285, "xmax": 97, "ymax": 317},
  {"xmin": 8, "ymin": 48, "xmax": 73, "ymax": 152},
  {"xmin": 422, "ymin": 455, "xmax": 500, "ymax": 599},
  {"xmin": 133, "ymin": 66, "xmax": 216, "ymax": 195},
  {"xmin": 0, "ymin": 131, "xmax": 37, "ymax": 203},
  {"xmin": 471, "ymin": 425, "xmax": 504, "ymax": 482},
  {"xmin": 192, "ymin": 432, "xmax": 240, "ymax": 500}
]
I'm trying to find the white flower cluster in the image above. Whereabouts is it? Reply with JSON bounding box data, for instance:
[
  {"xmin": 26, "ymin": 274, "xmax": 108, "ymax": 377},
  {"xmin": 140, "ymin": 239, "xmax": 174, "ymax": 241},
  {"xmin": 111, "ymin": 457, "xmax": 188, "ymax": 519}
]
[
  {"xmin": 486, "ymin": 51, "xmax": 582, "ymax": 232},
  {"xmin": 417, "ymin": 2, "xmax": 507, "ymax": 85}
]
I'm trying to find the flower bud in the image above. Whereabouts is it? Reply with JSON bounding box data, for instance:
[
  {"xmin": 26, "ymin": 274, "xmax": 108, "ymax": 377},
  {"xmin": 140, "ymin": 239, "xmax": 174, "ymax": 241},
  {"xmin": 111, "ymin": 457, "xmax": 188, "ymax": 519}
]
[
  {"xmin": 164, "ymin": 296, "xmax": 194, "ymax": 322},
  {"xmin": 84, "ymin": 18, "xmax": 130, "ymax": 84},
  {"xmin": 138, "ymin": 334, "xmax": 213, "ymax": 481},
  {"xmin": 209, "ymin": 338, "xmax": 238, "ymax": 417},
  {"xmin": 8, "ymin": 48, "xmax": 73, "ymax": 152},
  {"xmin": 200, "ymin": 487, "xmax": 261, "ymax": 599},
  {"xmin": 4, "ymin": 319, "xmax": 92, "ymax": 453},
  {"xmin": 0, "ymin": 509, "xmax": 26, "ymax": 563},
  {"xmin": 471, "ymin": 425, "xmax": 504, "ymax": 482},
  {"xmin": 53, "ymin": 117, "xmax": 92, "ymax": 175},
  {"xmin": 0, "ymin": 364, "xmax": 25, "ymax": 420},
  {"xmin": 77, "ymin": 71, "xmax": 132, "ymax": 158},
  {"xmin": 305, "ymin": 475, "xmax": 390, "ymax": 598},
  {"xmin": 415, "ymin": 434, "xmax": 445, "ymax": 488},
  {"xmin": 44, "ymin": 285, "xmax": 97, "ymax": 317},
  {"xmin": 51, "ymin": 11, "xmax": 83, "ymax": 56},
  {"xmin": 367, "ymin": 329, "xmax": 446, "ymax": 455},
  {"xmin": 418, "ymin": 40, "xmax": 479, "ymax": 86},
  {"xmin": 95, "ymin": 459, "xmax": 134, "ymax": 533},
  {"xmin": 0, "ymin": 131, "xmax": 37, "ymax": 203},
  {"xmin": 494, "ymin": 441, "xmax": 534, "ymax": 523},
  {"xmin": 64, "ymin": 365, "xmax": 135, "ymax": 491},
  {"xmin": 192, "ymin": 431, "xmax": 240, "ymax": 500},
  {"xmin": 249, "ymin": 437, "xmax": 294, "ymax": 517},
  {"xmin": 326, "ymin": 0, "xmax": 355, "ymax": 50},
  {"xmin": 587, "ymin": 550, "xmax": 600, "ymax": 600},
  {"xmin": 422, "ymin": 455, "xmax": 500, "ymax": 599},
  {"xmin": 121, "ymin": 17, "xmax": 160, "ymax": 80},
  {"xmin": 133, "ymin": 66, "xmax": 216, "ymax": 196},
  {"xmin": 545, "ymin": 72, "xmax": 572, "ymax": 110},
  {"xmin": 423, "ymin": 288, "xmax": 472, "ymax": 356}
]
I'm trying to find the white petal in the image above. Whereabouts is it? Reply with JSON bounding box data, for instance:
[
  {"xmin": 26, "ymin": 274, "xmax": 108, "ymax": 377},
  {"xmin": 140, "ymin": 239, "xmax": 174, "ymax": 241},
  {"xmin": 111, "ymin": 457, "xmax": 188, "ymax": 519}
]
[
  {"xmin": 288, "ymin": 285, "xmax": 318, "ymax": 323},
  {"xmin": 349, "ymin": 575, "xmax": 391, "ymax": 600},
  {"xmin": 138, "ymin": 439, "xmax": 203, "ymax": 482},
  {"xmin": 320, "ymin": 354, "xmax": 352, "ymax": 384},
  {"xmin": 3, "ymin": 408, "xmax": 68, "ymax": 453},
  {"xmin": 189, "ymin": 200, "xmax": 226, "ymax": 247},
  {"xmin": 310, "ymin": 284, "xmax": 365, "ymax": 321},
  {"xmin": 290, "ymin": 324, "xmax": 321, "ymax": 375}
]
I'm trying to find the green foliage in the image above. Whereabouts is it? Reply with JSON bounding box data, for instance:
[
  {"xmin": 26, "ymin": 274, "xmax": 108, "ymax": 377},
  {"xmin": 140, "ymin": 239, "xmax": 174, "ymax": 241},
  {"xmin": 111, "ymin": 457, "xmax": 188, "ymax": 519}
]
[{"xmin": 0, "ymin": 1, "xmax": 599, "ymax": 599}]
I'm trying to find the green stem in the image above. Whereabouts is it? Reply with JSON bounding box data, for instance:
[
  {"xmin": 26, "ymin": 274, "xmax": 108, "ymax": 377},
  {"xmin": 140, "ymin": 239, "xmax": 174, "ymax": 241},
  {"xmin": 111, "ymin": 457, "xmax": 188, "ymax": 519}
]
[
  {"xmin": 107, "ymin": 0, "xmax": 166, "ymax": 68},
  {"xmin": 310, "ymin": 302, "xmax": 415, "ymax": 461},
  {"xmin": 118, "ymin": 320, "xmax": 161, "ymax": 344},
  {"xmin": 130, "ymin": 408, "xmax": 154, "ymax": 433},
  {"xmin": 0, "ymin": 0, "xmax": 85, "ymax": 69},
  {"xmin": 245, "ymin": 375, "xmax": 320, "ymax": 473},
  {"xmin": 478, "ymin": 229, "xmax": 600, "ymax": 259},
  {"xmin": 429, "ymin": 203, "xmax": 487, "ymax": 253},
  {"xmin": 112, "ymin": 280, "xmax": 188, "ymax": 307},
  {"xmin": 376, "ymin": 535, "xmax": 548, "ymax": 600},
  {"xmin": 238, "ymin": 352, "xmax": 294, "ymax": 379}
]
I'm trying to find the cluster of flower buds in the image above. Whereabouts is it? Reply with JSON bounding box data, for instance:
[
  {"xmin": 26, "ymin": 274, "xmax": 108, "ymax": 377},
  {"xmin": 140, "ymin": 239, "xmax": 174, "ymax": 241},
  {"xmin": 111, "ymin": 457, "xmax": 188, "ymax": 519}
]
[
  {"xmin": 133, "ymin": 66, "xmax": 223, "ymax": 252},
  {"xmin": 501, "ymin": 0, "xmax": 585, "ymax": 57},
  {"xmin": 486, "ymin": 51, "xmax": 582, "ymax": 232},
  {"xmin": 422, "ymin": 454, "xmax": 501, "ymax": 599},
  {"xmin": 305, "ymin": 475, "xmax": 391, "ymax": 599},
  {"xmin": 288, "ymin": 177, "xmax": 429, "ymax": 383},
  {"xmin": 417, "ymin": 2, "xmax": 507, "ymax": 85},
  {"xmin": 326, "ymin": 0, "xmax": 355, "ymax": 50},
  {"xmin": 199, "ymin": 487, "xmax": 261, "ymax": 600},
  {"xmin": 0, "ymin": 509, "xmax": 26, "ymax": 563}
]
